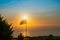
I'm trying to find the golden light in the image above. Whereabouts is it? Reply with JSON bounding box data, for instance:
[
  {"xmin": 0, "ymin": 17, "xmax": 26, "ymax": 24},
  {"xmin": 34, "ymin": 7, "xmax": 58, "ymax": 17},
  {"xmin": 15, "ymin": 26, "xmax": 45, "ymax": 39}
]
[{"xmin": 22, "ymin": 15, "xmax": 28, "ymax": 20}]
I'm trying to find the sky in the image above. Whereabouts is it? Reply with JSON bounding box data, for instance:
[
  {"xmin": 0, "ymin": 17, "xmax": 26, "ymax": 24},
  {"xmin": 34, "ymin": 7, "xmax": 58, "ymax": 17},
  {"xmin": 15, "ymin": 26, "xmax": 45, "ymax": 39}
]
[{"xmin": 0, "ymin": 0, "xmax": 60, "ymax": 37}]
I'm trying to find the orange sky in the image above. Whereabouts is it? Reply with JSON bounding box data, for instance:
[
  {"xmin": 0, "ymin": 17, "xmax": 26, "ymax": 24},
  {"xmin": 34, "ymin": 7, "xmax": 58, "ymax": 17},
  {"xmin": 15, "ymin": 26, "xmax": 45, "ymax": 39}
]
[{"xmin": 6, "ymin": 13, "xmax": 59, "ymax": 28}]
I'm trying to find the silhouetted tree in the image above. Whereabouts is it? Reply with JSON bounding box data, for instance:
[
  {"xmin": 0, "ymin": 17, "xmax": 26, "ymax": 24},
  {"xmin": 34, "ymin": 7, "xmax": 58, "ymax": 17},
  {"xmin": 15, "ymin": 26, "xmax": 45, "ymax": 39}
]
[
  {"xmin": 17, "ymin": 33, "xmax": 24, "ymax": 40},
  {"xmin": 46, "ymin": 34, "xmax": 55, "ymax": 40},
  {"xmin": 0, "ymin": 15, "xmax": 13, "ymax": 40}
]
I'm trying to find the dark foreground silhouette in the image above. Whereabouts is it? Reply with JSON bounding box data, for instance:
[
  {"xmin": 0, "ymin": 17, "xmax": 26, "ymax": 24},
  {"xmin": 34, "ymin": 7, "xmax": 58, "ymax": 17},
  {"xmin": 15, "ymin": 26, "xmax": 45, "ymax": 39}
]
[
  {"xmin": 13, "ymin": 34, "xmax": 60, "ymax": 40},
  {"xmin": 0, "ymin": 14, "xmax": 13, "ymax": 40},
  {"xmin": 17, "ymin": 33, "xmax": 24, "ymax": 40}
]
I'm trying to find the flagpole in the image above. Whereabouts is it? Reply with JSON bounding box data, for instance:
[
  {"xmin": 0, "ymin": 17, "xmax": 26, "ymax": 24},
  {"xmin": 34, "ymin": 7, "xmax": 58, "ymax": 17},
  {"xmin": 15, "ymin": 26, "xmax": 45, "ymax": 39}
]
[
  {"xmin": 20, "ymin": 19, "xmax": 27, "ymax": 37},
  {"xmin": 25, "ymin": 20, "xmax": 27, "ymax": 37}
]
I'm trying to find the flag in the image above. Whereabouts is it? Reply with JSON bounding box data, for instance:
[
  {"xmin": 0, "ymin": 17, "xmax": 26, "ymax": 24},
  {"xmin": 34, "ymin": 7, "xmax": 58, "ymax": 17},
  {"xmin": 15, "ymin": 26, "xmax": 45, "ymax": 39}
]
[{"xmin": 20, "ymin": 20, "xmax": 27, "ymax": 25}]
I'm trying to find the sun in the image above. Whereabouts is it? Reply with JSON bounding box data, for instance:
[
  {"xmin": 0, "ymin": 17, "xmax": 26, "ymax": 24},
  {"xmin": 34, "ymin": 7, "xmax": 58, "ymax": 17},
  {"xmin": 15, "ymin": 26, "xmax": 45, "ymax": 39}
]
[{"xmin": 22, "ymin": 15, "xmax": 28, "ymax": 20}]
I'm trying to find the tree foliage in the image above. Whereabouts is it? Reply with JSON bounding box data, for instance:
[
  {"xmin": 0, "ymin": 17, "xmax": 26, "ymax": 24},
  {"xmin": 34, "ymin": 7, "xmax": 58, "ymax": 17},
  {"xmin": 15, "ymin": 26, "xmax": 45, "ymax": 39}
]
[{"xmin": 0, "ymin": 15, "xmax": 13, "ymax": 40}]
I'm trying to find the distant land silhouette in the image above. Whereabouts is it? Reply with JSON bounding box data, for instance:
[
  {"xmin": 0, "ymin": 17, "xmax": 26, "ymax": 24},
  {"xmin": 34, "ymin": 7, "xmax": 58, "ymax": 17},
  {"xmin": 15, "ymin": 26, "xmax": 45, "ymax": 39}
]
[{"xmin": 13, "ymin": 34, "xmax": 60, "ymax": 40}]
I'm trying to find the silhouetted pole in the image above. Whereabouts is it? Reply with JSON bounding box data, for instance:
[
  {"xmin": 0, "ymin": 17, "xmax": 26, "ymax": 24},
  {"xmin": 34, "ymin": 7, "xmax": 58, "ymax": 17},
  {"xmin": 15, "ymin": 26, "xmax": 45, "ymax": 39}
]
[
  {"xmin": 20, "ymin": 19, "xmax": 27, "ymax": 37},
  {"xmin": 25, "ymin": 22, "xmax": 27, "ymax": 37}
]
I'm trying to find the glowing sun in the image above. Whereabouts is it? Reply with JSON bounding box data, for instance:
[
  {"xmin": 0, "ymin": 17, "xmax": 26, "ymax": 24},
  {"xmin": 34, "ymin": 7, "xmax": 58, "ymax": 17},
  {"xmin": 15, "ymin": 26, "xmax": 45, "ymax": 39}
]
[{"xmin": 22, "ymin": 15, "xmax": 28, "ymax": 20}]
